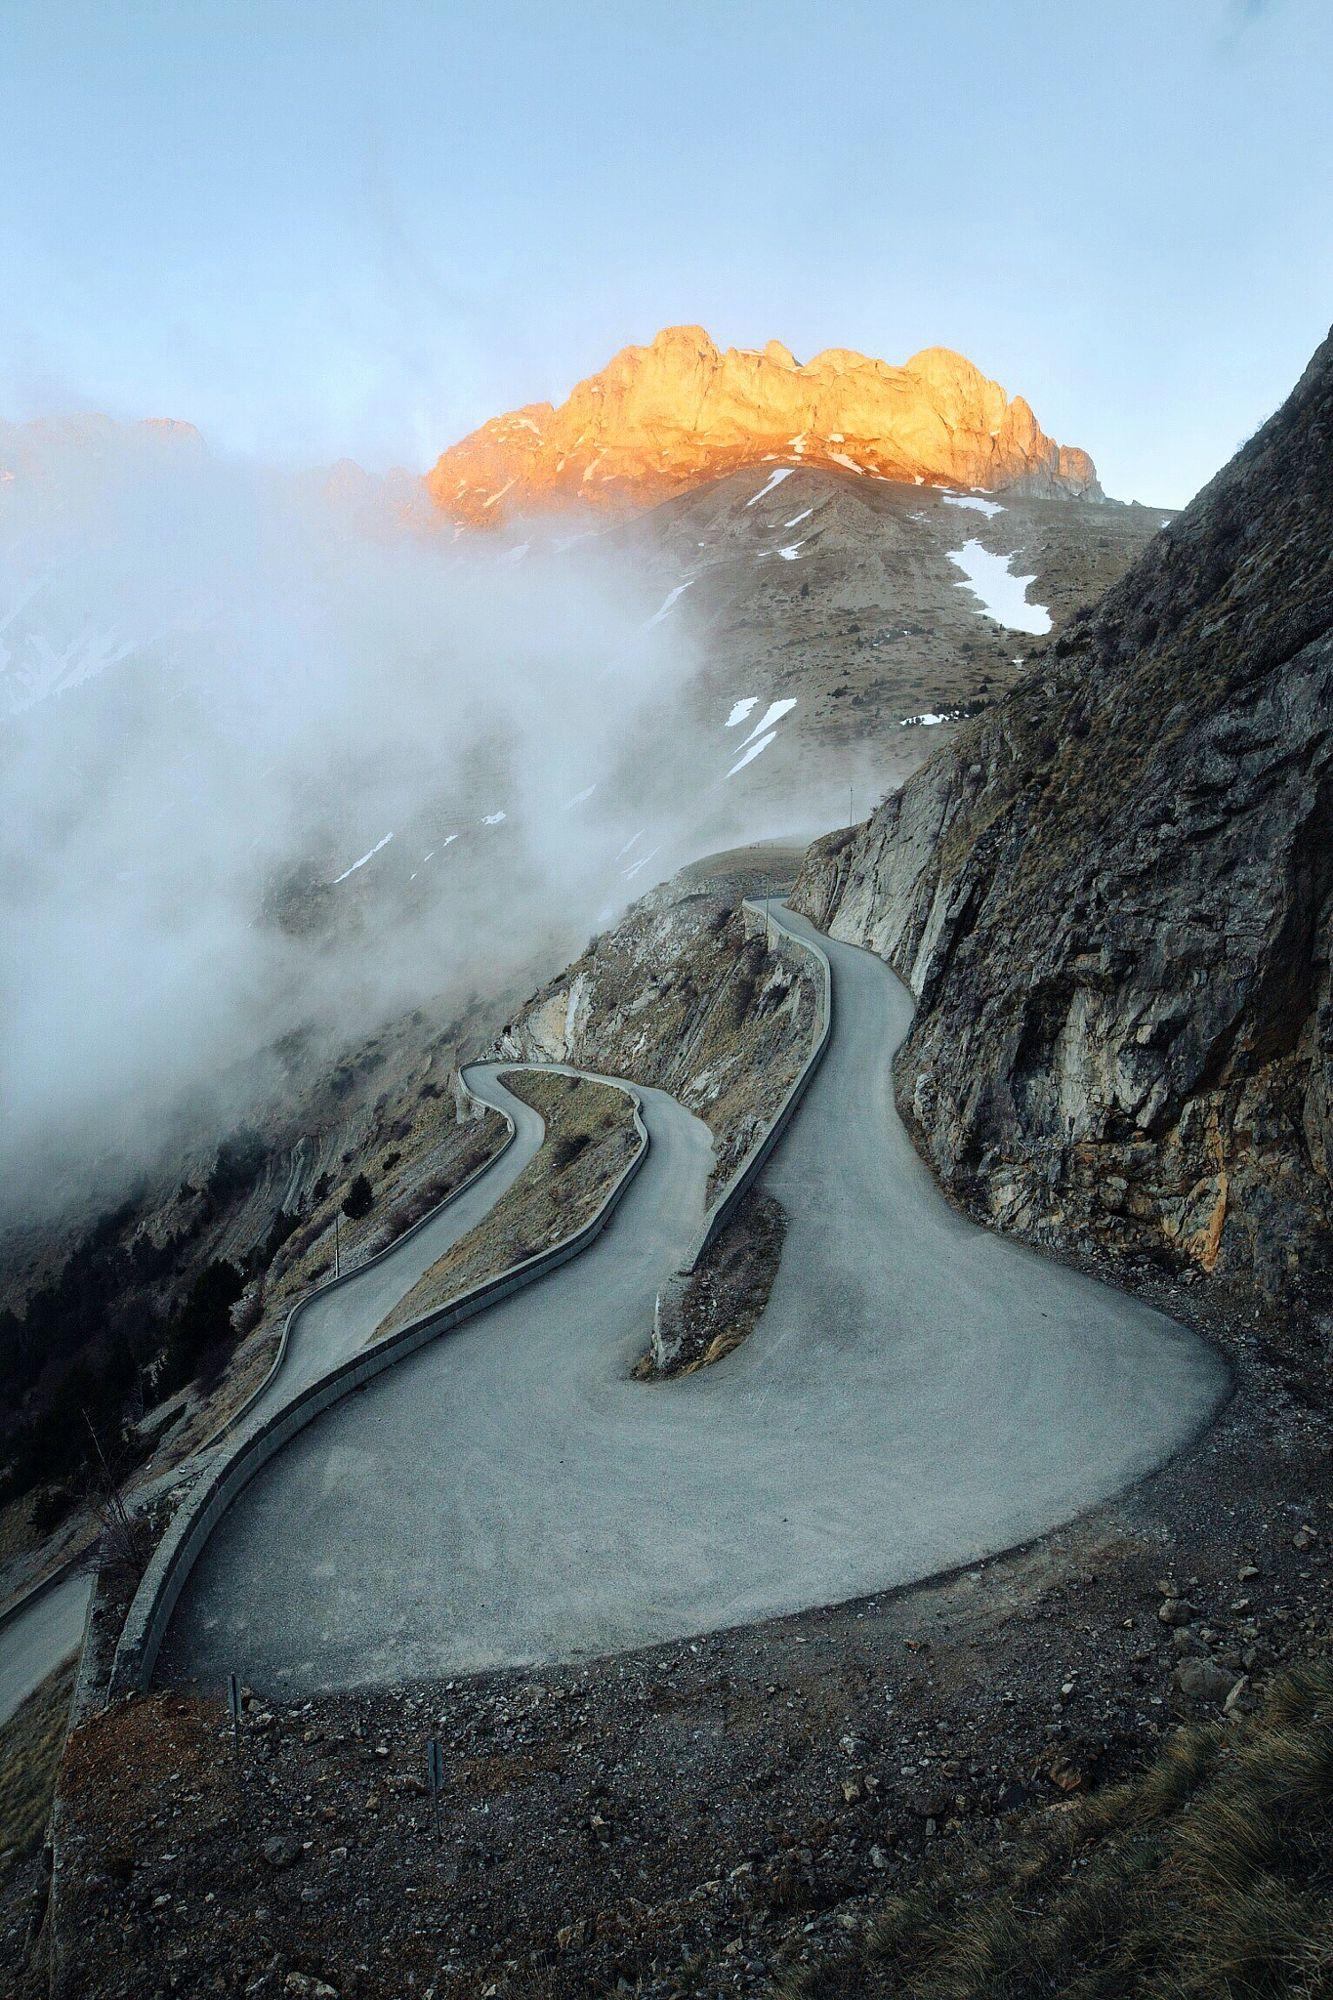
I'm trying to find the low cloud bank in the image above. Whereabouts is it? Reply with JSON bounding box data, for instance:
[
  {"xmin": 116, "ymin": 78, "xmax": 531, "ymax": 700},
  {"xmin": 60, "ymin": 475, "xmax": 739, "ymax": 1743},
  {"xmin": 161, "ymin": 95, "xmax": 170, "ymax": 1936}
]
[{"xmin": 0, "ymin": 421, "xmax": 700, "ymax": 1220}]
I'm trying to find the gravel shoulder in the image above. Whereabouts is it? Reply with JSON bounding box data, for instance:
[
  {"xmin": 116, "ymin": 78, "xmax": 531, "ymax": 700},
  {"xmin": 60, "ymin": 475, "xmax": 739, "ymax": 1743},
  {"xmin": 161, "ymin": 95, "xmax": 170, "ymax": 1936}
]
[{"xmin": 41, "ymin": 1330, "xmax": 1329, "ymax": 2000}]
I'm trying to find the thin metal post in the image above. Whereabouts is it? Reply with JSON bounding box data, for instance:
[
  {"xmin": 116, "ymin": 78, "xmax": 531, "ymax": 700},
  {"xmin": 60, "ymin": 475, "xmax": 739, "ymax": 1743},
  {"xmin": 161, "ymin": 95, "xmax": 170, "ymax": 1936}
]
[{"xmin": 427, "ymin": 1738, "xmax": 444, "ymax": 1842}]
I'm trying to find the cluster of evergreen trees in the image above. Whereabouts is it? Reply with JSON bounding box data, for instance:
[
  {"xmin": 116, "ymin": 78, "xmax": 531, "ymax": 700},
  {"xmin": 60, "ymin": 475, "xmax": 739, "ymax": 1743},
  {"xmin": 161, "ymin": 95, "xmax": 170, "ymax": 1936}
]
[
  {"xmin": 1, "ymin": 1129, "xmax": 376, "ymax": 1522},
  {"xmin": 0, "ymin": 1211, "xmax": 246, "ymax": 1516}
]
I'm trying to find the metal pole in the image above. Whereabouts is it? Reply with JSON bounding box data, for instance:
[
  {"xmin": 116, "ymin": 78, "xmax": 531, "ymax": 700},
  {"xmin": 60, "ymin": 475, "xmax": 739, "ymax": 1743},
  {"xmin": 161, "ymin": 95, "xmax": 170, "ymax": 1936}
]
[
  {"xmin": 334, "ymin": 1210, "xmax": 340, "ymax": 1280},
  {"xmin": 427, "ymin": 1738, "xmax": 444, "ymax": 1843}
]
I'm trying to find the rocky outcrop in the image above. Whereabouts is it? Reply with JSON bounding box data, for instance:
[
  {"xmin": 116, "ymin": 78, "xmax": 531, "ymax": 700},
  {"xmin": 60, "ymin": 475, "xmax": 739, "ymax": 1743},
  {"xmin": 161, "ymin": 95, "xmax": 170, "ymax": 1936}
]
[
  {"xmin": 499, "ymin": 857, "xmax": 819, "ymax": 1200},
  {"xmin": 792, "ymin": 329, "xmax": 1333, "ymax": 1352},
  {"xmin": 426, "ymin": 326, "xmax": 1102, "ymax": 526}
]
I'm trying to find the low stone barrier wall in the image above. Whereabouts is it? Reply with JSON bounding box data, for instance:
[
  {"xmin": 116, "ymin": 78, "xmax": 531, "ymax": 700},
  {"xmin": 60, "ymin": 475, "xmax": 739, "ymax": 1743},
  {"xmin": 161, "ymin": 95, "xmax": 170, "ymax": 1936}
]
[
  {"xmin": 203, "ymin": 1098, "xmax": 519, "ymax": 1454},
  {"xmin": 693, "ymin": 901, "xmax": 833, "ymax": 1259}
]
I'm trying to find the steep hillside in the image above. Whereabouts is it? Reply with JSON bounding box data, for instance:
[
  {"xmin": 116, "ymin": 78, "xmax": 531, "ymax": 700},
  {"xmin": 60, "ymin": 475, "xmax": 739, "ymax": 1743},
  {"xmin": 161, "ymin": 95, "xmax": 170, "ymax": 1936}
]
[
  {"xmin": 499, "ymin": 842, "xmax": 818, "ymax": 1197},
  {"xmin": 426, "ymin": 325, "xmax": 1102, "ymax": 526},
  {"xmin": 793, "ymin": 328, "xmax": 1333, "ymax": 1351},
  {"xmin": 604, "ymin": 461, "xmax": 1167, "ymax": 831},
  {"xmin": 0, "ymin": 974, "xmax": 520, "ymax": 1602}
]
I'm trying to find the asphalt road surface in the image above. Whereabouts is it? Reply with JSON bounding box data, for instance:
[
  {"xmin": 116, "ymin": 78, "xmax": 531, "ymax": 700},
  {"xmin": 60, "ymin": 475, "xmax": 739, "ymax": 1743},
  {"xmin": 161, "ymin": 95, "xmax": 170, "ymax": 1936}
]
[
  {"xmin": 0, "ymin": 1571, "xmax": 91, "ymax": 1725},
  {"xmin": 248, "ymin": 1085, "xmax": 546, "ymax": 1409},
  {"xmin": 160, "ymin": 911, "xmax": 1228, "ymax": 1694},
  {"xmin": 0, "ymin": 1084, "xmax": 552, "ymax": 1720}
]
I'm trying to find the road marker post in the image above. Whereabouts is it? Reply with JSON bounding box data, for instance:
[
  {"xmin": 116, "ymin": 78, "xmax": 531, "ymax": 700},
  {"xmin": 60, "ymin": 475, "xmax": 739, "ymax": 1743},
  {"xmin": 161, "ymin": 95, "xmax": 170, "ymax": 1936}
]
[
  {"xmin": 426, "ymin": 1737, "xmax": 444, "ymax": 1842},
  {"xmin": 227, "ymin": 1672, "xmax": 242, "ymax": 1752}
]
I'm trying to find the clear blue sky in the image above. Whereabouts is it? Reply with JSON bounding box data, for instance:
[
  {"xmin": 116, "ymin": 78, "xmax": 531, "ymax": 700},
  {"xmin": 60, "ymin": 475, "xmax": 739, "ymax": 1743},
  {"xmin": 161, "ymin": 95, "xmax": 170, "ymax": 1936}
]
[{"xmin": 2, "ymin": 0, "xmax": 1329, "ymax": 505}]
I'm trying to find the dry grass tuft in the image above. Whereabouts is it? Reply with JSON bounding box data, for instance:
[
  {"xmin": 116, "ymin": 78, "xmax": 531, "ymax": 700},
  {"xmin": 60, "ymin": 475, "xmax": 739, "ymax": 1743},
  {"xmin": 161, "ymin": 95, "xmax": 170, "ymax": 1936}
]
[
  {"xmin": 0, "ymin": 1656, "xmax": 77, "ymax": 1866},
  {"xmin": 779, "ymin": 1655, "xmax": 1333, "ymax": 2000}
]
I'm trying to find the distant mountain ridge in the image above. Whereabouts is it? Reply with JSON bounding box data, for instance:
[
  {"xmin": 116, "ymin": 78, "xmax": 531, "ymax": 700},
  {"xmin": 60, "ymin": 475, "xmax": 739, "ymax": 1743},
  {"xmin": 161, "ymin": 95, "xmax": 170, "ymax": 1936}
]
[
  {"xmin": 426, "ymin": 325, "xmax": 1103, "ymax": 526},
  {"xmin": 0, "ymin": 412, "xmax": 204, "ymax": 485}
]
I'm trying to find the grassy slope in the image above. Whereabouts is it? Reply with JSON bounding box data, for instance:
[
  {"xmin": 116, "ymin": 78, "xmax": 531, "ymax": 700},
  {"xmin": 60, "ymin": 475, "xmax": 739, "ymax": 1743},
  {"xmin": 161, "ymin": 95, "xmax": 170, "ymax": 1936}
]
[
  {"xmin": 373, "ymin": 1072, "xmax": 638, "ymax": 1341},
  {"xmin": 782, "ymin": 1657, "xmax": 1333, "ymax": 2000},
  {"xmin": 0, "ymin": 1657, "xmax": 77, "ymax": 1866}
]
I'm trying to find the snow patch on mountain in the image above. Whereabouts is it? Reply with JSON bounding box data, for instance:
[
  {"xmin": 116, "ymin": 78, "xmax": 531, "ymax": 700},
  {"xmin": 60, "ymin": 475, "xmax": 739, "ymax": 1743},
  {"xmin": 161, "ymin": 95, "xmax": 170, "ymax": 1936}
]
[
  {"xmin": 947, "ymin": 539, "xmax": 1052, "ymax": 635},
  {"xmin": 745, "ymin": 467, "xmax": 794, "ymax": 507},
  {"xmin": 740, "ymin": 698, "xmax": 797, "ymax": 747},
  {"xmin": 727, "ymin": 731, "xmax": 777, "ymax": 776},
  {"xmin": 333, "ymin": 831, "xmax": 395, "ymax": 883},
  {"xmin": 644, "ymin": 579, "xmax": 694, "ymax": 625},
  {"xmin": 941, "ymin": 492, "xmax": 1005, "ymax": 518}
]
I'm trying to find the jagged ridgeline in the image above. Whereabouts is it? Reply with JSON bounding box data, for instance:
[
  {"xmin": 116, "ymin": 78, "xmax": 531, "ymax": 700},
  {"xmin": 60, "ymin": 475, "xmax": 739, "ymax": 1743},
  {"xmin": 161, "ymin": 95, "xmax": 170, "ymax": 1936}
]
[
  {"xmin": 426, "ymin": 325, "xmax": 1101, "ymax": 526},
  {"xmin": 793, "ymin": 327, "xmax": 1333, "ymax": 1344}
]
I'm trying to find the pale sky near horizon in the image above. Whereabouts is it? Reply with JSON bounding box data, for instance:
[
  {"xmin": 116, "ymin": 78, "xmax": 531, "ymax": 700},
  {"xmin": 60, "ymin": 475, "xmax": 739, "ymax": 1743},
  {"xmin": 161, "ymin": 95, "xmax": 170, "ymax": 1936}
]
[{"xmin": 2, "ymin": 0, "xmax": 1330, "ymax": 507}]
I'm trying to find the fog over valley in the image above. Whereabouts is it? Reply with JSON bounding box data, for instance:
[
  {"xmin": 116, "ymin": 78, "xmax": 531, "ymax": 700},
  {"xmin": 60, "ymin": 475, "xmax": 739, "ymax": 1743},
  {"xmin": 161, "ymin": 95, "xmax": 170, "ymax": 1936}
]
[{"xmin": 0, "ymin": 421, "xmax": 718, "ymax": 1219}]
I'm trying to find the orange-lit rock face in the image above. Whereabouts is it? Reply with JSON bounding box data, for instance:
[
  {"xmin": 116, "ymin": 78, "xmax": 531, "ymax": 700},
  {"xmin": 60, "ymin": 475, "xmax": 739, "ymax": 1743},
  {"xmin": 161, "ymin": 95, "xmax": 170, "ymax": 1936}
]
[{"xmin": 426, "ymin": 325, "xmax": 1102, "ymax": 526}]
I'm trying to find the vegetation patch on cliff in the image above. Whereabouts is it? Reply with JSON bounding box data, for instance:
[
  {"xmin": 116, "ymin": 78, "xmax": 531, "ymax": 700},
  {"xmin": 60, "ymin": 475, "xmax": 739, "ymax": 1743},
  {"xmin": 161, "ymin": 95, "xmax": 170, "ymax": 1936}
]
[
  {"xmin": 0, "ymin": 1020, "xmax": 508, "ymax": 1605},
  {"xmin": 782, "ymin": 1655, "xmax": 1333, "ymax": 2000},
  {"xmin": 636, "ymin": 1189, "xmax": 787, "ymax": 1377}
]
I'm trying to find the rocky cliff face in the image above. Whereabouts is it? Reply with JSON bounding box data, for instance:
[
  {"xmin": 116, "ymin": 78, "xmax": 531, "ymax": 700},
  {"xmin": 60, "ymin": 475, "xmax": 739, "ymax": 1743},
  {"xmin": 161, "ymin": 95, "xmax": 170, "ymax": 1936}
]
[
  {"xmin": 426, "ymin": 326, "xmax": 1102, "ymax": 526},
  {"xmin": 792, "ymin": 330, "xmax": 1333, "ymax": 1354},
  {"xmin": 499, "ymin": 848, "xmax": 818, "ymax": 1199}
]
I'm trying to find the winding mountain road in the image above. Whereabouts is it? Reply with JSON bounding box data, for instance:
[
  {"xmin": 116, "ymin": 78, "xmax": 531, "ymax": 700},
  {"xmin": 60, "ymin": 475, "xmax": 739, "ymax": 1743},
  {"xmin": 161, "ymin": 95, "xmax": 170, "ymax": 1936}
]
[
  {"xmin": 229, "ymin": 1087, "xmax": 543, "ymax": 1412},
  {"xmin": 0, "ymin": 1085, "xmax": 551, "ymax": 1721},
  {"xmin": 158, "ymin": 909, "xmax": 1229, "ymax": 1694},
  {"xmin": 0, "ymin": 1571, "xmax": 91, "ymax": 1726}
]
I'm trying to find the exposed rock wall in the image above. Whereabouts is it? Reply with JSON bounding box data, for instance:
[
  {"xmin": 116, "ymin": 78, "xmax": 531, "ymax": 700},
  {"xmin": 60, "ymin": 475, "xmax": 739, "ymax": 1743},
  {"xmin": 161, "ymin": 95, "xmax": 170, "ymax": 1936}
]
[
  {"xmin": 792, "ymin": 330, "xmax": 1333, "ymax": 1356},
  {"xmin": 427, "ymin": 325, "xmax": 1102, "ymax": 525},
  {"xmin": 500, "ymin": 862, "xmax": 818, "ymax": 1200}
]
